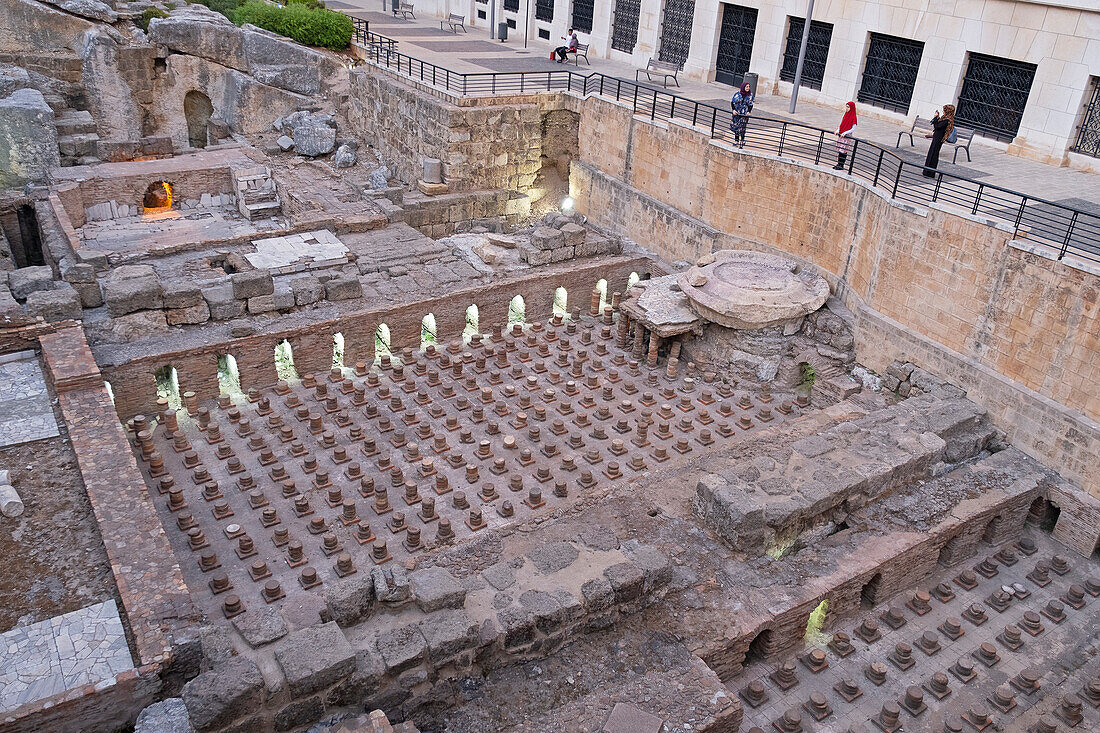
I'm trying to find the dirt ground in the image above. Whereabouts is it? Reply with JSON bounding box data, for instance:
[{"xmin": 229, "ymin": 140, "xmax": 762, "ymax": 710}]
[{"xmin": 0, "ymin": 419, "xmax": 118, "ymax": 632}]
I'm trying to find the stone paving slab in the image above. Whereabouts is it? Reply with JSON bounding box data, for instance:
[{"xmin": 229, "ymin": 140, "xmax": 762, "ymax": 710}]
[
  {"xmin": 0, "ymin": 600, "xmax": 134, "ymax": 714},
  {"xmin": 245, "ymin": 229, "xmax": 350, "ymax": 273},
  {"xmin": 0, "ymin": 354, "xmax": 59, "ymax": 448}
]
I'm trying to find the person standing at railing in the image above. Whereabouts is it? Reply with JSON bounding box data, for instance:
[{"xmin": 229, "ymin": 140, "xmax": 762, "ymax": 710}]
[
  {"xmin": 833, "ymin": 101, "xmax": 857, "ymax": 170},
  {"xmin": 923, "ymin": 104, "xmax": 955, "ymax": 178},
  {"xmin": 554, "ymin": 29, "xmax": 578, "ymax": 63},
  {"xmin": 729, "ymin": 82, "xmax": 754, "ymax": 149}
]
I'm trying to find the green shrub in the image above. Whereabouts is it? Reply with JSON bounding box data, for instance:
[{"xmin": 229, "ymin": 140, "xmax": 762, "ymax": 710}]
[
  {"xmin": 287, "ymin": 0, "xmax": 326, "ymax": 9},
  {"xmin": 233, "ymin": 1, "xmax": 352, "ymax": 50},
  {"xmin": 192, "ymin": 0, "xmax": 243, "ymax": 18},
  {"xmin": 139, "ymin": 7, "xmax": 169, "ymax": 31}
]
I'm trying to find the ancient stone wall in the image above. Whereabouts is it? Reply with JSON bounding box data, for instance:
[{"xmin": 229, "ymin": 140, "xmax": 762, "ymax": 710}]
[
  {"xmin": 570, "ymin": 95, "xmax": 1100, "ymax": 502},
  {"xmin": 346, "ymin": 68, "xmax": 544, "ymax": 194},
  {"xmin": 102, "ymin": 257, "xmax": 651, "ymax": 421}
]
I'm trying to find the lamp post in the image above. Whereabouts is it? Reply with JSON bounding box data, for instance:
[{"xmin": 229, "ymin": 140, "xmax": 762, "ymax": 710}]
[{"xmin": 789, "ymin": 0, "xmax": 814, "ymax": 114}]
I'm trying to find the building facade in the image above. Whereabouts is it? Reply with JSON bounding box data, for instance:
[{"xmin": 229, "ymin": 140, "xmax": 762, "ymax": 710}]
[{"xmin": 427, "ymin": 0, "xmax": 1100, "ymax": 168}]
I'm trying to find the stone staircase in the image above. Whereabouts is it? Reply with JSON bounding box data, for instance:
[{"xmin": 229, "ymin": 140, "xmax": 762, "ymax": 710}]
[
  {"xmin": 233, "ymin": 166, "xmax": 282, "ymax": 221},
  {"xmin": 55, "ymin": 109, "xmax": 100, "ymax": 166}
]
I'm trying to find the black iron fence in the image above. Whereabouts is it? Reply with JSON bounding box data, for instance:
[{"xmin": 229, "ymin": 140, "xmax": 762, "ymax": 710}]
[{"xmin": 348, "ymin": 28, "xmax": 1100, "ymax": 265}]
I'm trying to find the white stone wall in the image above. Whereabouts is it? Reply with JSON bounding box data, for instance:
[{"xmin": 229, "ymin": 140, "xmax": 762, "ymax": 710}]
[{"xmin": 408, "ymin": 0, "xmax": 1100, "ymax": 166}]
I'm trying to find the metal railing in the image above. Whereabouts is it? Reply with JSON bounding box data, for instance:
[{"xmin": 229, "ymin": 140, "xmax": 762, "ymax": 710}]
[{"xmin": 348, "ymin": 29, "xmax": 1100, "ymax": 264}]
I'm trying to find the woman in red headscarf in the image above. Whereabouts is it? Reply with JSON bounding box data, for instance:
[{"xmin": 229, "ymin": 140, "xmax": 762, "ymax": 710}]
[{"xmin": 833, "ymin": 101, "xmax": 857, "ymax": 170}]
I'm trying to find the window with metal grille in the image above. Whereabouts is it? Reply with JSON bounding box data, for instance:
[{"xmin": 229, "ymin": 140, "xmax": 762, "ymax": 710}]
[
  {"xmin": 571, "ymin": 0, "xmax": 594, "ymax": 33},
  {"xmin": 956, "ymin": 52, "xmax": 1036, "ymax": 141},
  {"xmin": 779, "ymin": 16, "xmax": 833, "ymax": 91},
  {"xmin": 611, "ymin": 0, "xmax": 641, "ymax": 53},
  {"xmin": 657, "ymin": 0, "xmax": 695, "ymax": 69},
  {"xmin": 535, "ymin": 0, "xmax": 553, "ymax": 22},
  {"xmin": 1072, "ymin": 77, "xmax": 1100, "ymax": 158},
  {"xmin": 504, "ymin": 0, "xmax": 518, "ymax": 11},
  {"xmin": 857, "ymin": 33, "xmax": 923, "ymax": 114},
  {"xmin": 477, "ymin": 9, "xmax": 486, "ymax": 18},
  {"xmin": 538, "ymin": 28, "xmax": 551, "ymax": 39}
]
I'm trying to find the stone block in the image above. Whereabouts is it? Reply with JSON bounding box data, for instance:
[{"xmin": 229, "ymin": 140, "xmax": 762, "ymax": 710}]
[
  {"xmin": 409, "ymin": 566, "xmax": 466, "ymax": 612},
  {"xmin": 162, "ymin": 281, "xmax": 204, "ymax": 309},
  {"xmin": 7, "ymin": 266, "xmax": 53, "ymax": 301},
  {"xmin": 102, "ymin": 271, "xmax": 163, "ymax": 316},
  {"xmin": 274, "ymin": 622, "xmax": 357, "ymax": 697},
  {"xmin": 290, "ymin": 275, "xmax": 324, "ymax": 305},
  {"xmin": 231, "ymin": 607, "xmax": 288, "ymax": 648},
  {"xmin": 604, "ymin": 562, "xmax": 644, "ymax": 603},
  {"xmin": 520, "ymin": 589, "xmax": 566, "ymax": 634},
  {"xmin": 72, "ymin": 282, "xmax": 103, "ymax": 308},
  {"xmin": 60, "ymin": 261, "xmax": 96, "ymax": 284},
  {"xmin": 519, "ymin": 243, "xmax": 551, "ymax": 266},
  {"xmin": 575, "ymin": 238, "xmax": 598, "ymax": 258},
  {"xmin": 181, "ymin": 656, "xmax": 265, "ymax": 732},
  {"xmin": 231, "ymin": 269, "xmax": 273, "ymax": 299},
  {"xmin": 531, "ymin": 225, "xmax": 563, "ymax": 251},
  {"xmin": 419, "ymin": 609, "xmax": 478, "ymax": 660},
  {"xmin": 25, "ymin": 284, "xmax": 82, "ymax": 322},
  {"xmin": 85, "ymin": 310, "xmax": 168, "ymax": 343},
  {"xmin": 325, "ymin": 650, "xmax": 385, "ymax": 708},
  {"xmin": 203, "ymin": 284, "xmax": 245, "ymax": 321},
  {"xmin": 581, "ymin": 577, "xmax": 615, "ymax": 613},
  {"xmin": 375, "ymin": 623, "xmax": 427, "ymax": 675},
  {"xmin": 166, "ymin": 301, "xmax": 210, "ymax": 326},
  {"xmin": 549, "ymin": 245, "xmax": 575, "ymax": 262},
  {"xmin": 324, "ymin": 573, "xmax": 375, "ymax": 627},
  {"xmin": 276, "ymin": 135, "xmax": 294, "ymax": 151},
  {"xmin": 560, "ymin": 222, "xmax": 586, "ymax": 246},
  {"xmin": 293, "ymin": 123, "xmax": 336, "ymax": 157},
  {"xmin": 135, "ymin": 698, "xmax": 190, "ymax": 733},
  {"xmin": 248, "ymin": 294, "xmax": 280, "ymax": 313},
  {"xmin": 274, "ymin": 696, "xmax": 323, "ymax": 732},
  {"xmin": 325, "ymin": 275, "xmax": 362, "ymax": 301},
  {"xmin": 0, "ymin": 89, "xmax": 59, "ymax": 187},
  {"xmin": 624, "ymin": 544, "xmax": 672, "ymax": 592}
]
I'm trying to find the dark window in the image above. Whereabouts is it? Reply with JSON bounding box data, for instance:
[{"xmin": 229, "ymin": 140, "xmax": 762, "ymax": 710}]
[
  {"xmin": 538, "ymin": 28, "xmax": 551, "ymax": 39},
  {"xmin": 657, "ymin": 0, "xmax": 695, "ymax": 69},
  {"xmin": 857, "ymin": 33, "xmax": 923, "ymax": 113},
  {"xmin": 572, "ymin": 0, "xmax": 594, "ymax": 33},
  {"xmin": 1072, "ymin": 77, "xmax": 1100, "ymax": 158},
  {"xmin": 535, "ymin": 0, "xmax": 553, "ymax": 22},
  {"xmin": 779, "ymin": 16, "xmax": 833, "ymax": 91},
  {"xmin": 714, "ymin": 3, "xmax": 757, "ymax": 87},
  {"xmin": 477, "ymin": 9, "xmax": 486, "ymax": 18},
  {"xmin": 506, "ymin": 17, "xmax": 516, "ymax": 27},
  {"xmin": 611, "ymin": 0, "xmax": 641, "ymax": 53},
  {"xmin": 504, "ymin": 0, "xmax": 519, "ymax": 12},
  {"xmin": 956, "ymin": 52, "xmax": 1036, "ymax": 141}
]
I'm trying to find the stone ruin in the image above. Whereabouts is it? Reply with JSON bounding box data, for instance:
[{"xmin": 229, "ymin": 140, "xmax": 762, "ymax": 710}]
[{"xmin": 0, "ymin": 2, "xmax": 1097, "ymax": 733}]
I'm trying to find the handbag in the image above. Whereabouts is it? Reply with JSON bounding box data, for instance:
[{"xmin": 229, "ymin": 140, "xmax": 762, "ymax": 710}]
[{"xmin": 947, "ymin": 127, "xmax": 958, "ymax": 144}]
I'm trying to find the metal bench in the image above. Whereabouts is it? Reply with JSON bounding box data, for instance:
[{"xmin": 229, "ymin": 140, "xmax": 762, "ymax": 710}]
[
  {"xmin": 392, "ymin": 1, "xmax": 414, "ymax": 18},
  {"xmin": 897, "ymin": 115, "xmax": 975, "ymax": 164},
  {"xmin": 441, "ymin": 13, "xmax": 466, "ymax": 33},
  {"xmin": 636, "ymin": 58, "xmax": 679, "ymax": 88},
  {"xmin": 568, "ymin": 42, "xmax": 590, "ymax": 66}
]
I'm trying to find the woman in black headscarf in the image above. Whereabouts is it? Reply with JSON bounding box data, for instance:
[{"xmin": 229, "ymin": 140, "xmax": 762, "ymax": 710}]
[{"xmin": 923, "ymin": 104, "xmax": 955, "ymax": 178}]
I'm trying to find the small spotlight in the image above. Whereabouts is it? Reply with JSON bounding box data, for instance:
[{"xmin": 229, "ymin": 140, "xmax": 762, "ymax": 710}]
[{"xmin": 562, "ymin": 196, "xmax": 574, "ymax": 211}]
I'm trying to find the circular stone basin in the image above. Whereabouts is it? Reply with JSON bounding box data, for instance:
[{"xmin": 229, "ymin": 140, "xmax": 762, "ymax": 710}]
[{"xmin": 676, "ymin": 250, "xmax": 831, "ymax": 329}]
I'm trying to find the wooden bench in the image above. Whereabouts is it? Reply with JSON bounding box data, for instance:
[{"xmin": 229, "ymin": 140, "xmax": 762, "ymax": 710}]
[
  {"xmin": 441, "ymin": 13, "xmax": 466, "ymax": 33},
  {"xmin": 896, "ymin": 115, "xmax": 976, "ymax": 164},
  {"xmin": 636, "ymin": 58, "xmax": 679, "ymax": 87},
  {"xmin": 392, "ymin": 1, "xmax": 414, "ymax": 18},
  {"xmin": 568, "ymin": 42, "xmax": 590, "ymax": 66}
]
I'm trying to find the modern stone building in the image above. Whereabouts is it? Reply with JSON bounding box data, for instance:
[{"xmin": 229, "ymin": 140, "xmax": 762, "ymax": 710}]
[{"xmin": 424, "ymin": 0, "xmax": 1100, "ymax": 167}]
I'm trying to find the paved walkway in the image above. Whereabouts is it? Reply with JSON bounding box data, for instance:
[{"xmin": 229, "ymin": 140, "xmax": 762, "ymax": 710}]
[{"xmin": 333, "ymin": 4, "xmax": 1100, "ymax": 264}]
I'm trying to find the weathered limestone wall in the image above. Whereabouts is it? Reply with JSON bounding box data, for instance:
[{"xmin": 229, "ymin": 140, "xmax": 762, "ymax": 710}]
[
  {"xmin": 0, "ymin": 0, "xmax": 96, "ymax": 54},
  {"xmin": 346, "ymin": 67, "xmax": 545, "ymax": 194},
  {"xmin": 571, "ymin": 94, "xmax": 1100, "ymax": 503}
]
